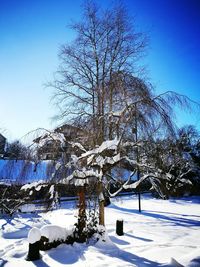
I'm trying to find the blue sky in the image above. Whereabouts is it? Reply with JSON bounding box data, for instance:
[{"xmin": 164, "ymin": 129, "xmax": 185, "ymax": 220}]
[{"xmin": 0, "ymin": 0, "xmax": 200, "ymax": 142}]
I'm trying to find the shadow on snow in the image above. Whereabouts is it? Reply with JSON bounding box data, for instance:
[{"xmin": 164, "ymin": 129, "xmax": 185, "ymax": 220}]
[
  {"xmin": 109, "ymin": 203, "xmax": 200, "ymax": 227},
  {"xmin": 42, "ymin": 242, "xmax": 169, "ymax": 267},
  {"xmin": 1, "ymin": 213, "xmax": 50, "ymax": 239}
]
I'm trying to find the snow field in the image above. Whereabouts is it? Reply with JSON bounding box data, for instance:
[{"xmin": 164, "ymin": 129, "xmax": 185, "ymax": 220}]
[{"xmin": 0, "ymin": 194, "xmax": 200, "ymax": 266}]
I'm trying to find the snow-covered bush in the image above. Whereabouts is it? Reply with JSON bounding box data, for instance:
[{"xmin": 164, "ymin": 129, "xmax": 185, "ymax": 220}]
[
  {"xmin": 27, "ymin": 222, "xmax": 107, "ymax": 252},
  {"xmin": 143, "ymin": 130, "xmax": 200, "ymax": 198},
  {"xmin": 40, "ymin": 225, "xmax": 72, "ymax": 242},
  {"xmin": 0, "ymin": 184, "xmax": 29, "ymax": 216},
  {"xmin": 73, "ymin": 206, "xmax": 99, "ymax": 243}
]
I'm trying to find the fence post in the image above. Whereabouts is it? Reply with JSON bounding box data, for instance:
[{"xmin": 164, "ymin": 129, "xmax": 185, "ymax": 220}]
[{"xmin": 116, "ymin": 219, "xmax": 124, "ymax": 236}]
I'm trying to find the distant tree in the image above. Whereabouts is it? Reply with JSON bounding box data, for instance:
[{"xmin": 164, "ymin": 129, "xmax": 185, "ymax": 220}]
[
  {"xmin": 6, "ymin": 140, "xmax": 32, "ymax": 160},
  {"xmin": 143, "ymin": 126, "xmax": 200, "ymax": 197},
  {"xmin": 177, "ymin": 125, "xmax": 200, "ymax": 194},
  {"xmin": 178, "ymin": 125, "xmax": 199, "ymax": 153}
]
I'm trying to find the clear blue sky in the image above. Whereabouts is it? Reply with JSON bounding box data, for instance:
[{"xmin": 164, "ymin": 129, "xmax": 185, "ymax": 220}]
[{"xmin": 0, "ymin": 0, "xmax": 200, "ymax": 142}]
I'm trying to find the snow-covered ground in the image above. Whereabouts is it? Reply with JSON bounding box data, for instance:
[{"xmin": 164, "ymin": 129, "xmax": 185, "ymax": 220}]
[{"xmin": 0, "ymin": 194, "xmax": 200, "ymax": 267}]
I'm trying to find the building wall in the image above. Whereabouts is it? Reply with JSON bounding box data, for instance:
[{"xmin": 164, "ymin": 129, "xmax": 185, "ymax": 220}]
[{"xmin": 0, "ymin": 134, "xmax": 6, "ymax": 155}]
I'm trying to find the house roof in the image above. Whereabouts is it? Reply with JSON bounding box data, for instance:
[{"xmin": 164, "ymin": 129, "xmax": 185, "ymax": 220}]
[
  {"xmin": 0, "ymin": 133, "xmax": 6, "ymax": 141},
  {"xmin": 55, "ymin": 124, "xmax": 86, "ymax": 135},
  {"xmin": 33, "ymin": 124, "xmax": 87, "ymax": 144}
]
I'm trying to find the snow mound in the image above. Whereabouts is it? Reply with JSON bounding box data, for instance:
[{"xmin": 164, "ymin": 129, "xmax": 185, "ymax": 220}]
[
  {"xmin": 176, "ymin": 248, "xmax": 200, "ymax": 267},
  {"xmin": 27, "ymin": 227, "xmax": 41, "ymax": 244},
  {"xmin": 40, "ymin": 225, "xmax": 73, "ymax": 243},
  {"xmin": 170, "ymin": 258, "xmax": 184, "ymax": 267}
]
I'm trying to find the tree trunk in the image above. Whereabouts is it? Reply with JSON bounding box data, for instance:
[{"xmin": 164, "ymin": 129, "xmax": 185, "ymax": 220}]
[
  {"xmin": 98, "ymin": 182, "xmax": 105, "ymax": 226},
  {"xmin": 109, "ymin": 83, "xmax": 113, "ymax": 140},
  {"xmin": 77, "ymin": 186, "xmax": 86, "ymax": 232}
]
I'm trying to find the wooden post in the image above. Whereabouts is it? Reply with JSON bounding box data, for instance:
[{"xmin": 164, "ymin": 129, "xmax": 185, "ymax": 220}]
[
  {"xmin": 26, "ymin": 227, "xmax": 41, "ymax": 261},
  {"xmin": 26, "ymin": 241, "xmax": 41, "ymax": 261},
  {"xmin": 116, "ymin": 219, "xmax": 124, "ymax": 236}
]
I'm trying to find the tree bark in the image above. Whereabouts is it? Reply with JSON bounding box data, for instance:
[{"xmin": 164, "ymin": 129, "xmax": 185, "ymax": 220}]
[
  {"xmin": 77, "ymin": 186, "xmax": 86, "ymax": 232},
  {"xmin": 98, "ymin": 182, "xmax": 105, "ymax": 226}
]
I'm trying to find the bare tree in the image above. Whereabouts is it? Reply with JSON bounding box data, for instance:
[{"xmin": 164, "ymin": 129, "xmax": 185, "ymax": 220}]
[
  {"xmin": 49, "ymin": 1, "xmax": 147, "ymax": 144},
  {"xmin": 6, "ymin": 140, "xmax": 33, "ymax": 160},
  {"xmin": 48, "ymin": 1, "xmax": 195, "ymax": 145},
  {"xmin": 41, "ymin": 0, "xmax": 200, "ymax": 233}
]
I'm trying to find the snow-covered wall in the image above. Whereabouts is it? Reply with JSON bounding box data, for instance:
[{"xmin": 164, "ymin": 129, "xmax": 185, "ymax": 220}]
[{"xmin": 0, "ymin": 159, "xmax": 51, "ymax": 183}]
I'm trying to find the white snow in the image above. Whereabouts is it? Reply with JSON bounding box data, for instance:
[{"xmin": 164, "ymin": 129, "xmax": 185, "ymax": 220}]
[
  {"xmin": 74, "ymin": 178, "xmax": 89, "ymax": 186},
  {"xmin": 27, "ymin": 227, "xmax": 41, "ymax": 244},
  {"xmin": 0, "ymin": 195, "xmax": 200, "ymax": 266},
  {"xmin": 49, "ymin": 185, "xmax": 54, "ymax": 199},
  {"xmin": 55, "ymin": 162, "xmax": 62, "ymax": 171},
  {"xmin": 69, "ymin": 142, "xmax": 86, "ymax": 152},
  {"xmin": 19, "ymin": 204, "xmax": 36, "ymax": 213},
  {"xmin": 21, "ymin": 180, "xmax": 46, "ymax": 191},
  {"xmin": 97, "ymin": 138, "xmax": 119, "ymax": 153},
  {"xmin": 93, "ymin": 153, "xmax": 121, "ymax": 168},
  {"xmin": 38, "ymin": 132, "xmax": 66, "ymax": 148},
  {"xmin": 62, "ymin": 169, "xmax": 102, "ymax": 185},
  {"xmin": 40, "ymin": 225, "xmax": 73, "ymax": 243},
  {"xmin": 98, "ymin": 192, "xmax": 104, "ymax": 201},
  {"xmin": 81, "ymin": 138, "xmax": 119, "ymax": 159},
  {"xmin": 178, "ymin": 249, "xmax": 200, "ymax": 266}
]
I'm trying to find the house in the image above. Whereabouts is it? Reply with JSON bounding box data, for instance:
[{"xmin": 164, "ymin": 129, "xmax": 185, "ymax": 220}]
[
  {"xmin": 55, "ymin": 124, "xmax": 87, "ymax": 143},
  {"xmin": 0, "ymin": 133, "xmax": 6, "ymax": 158},
  {"xmin": 34, "ymin": 124, "xmax": 89, "ymax": 160}
]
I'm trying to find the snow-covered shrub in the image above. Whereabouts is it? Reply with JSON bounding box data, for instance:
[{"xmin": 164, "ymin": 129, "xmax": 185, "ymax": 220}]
[
  {"xmin": 73, "ymin": 207, "xmax": 99, "ymax": 243},
  {"xmin": 91, "ymin": 225, "xmax": 108, "ymax": 243},
  {"xmin": 34, "ymin": 225, "xmax": 75, "ymax": 251},
  {"xmin": 27, "ymin": 222, "xmax": 110, "ymax": 253},
  {"xmin": 0, "ymin": 184, "xmax": 29, "ymax": 216},
  {"xmin": 40, "ymin": 225, "xmax": 73, "ymax": 243}
]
